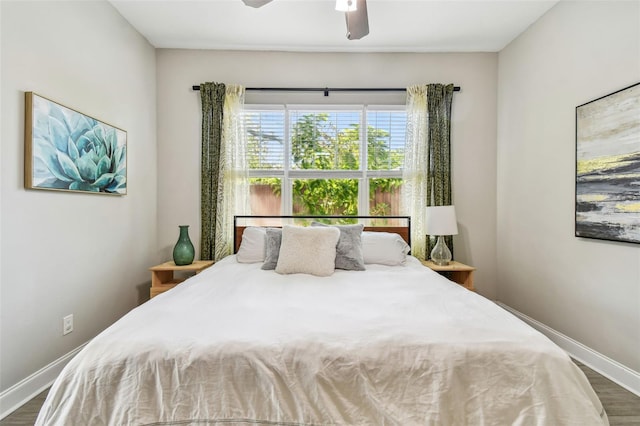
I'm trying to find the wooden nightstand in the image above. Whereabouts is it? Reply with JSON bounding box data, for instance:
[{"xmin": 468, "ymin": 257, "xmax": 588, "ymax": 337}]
[
  {"xmin": 149, "ymin": 260, "xmax": 214, "ymax": 298},
  {"xmin": 421, "ymin": 260, "xmax": 476, "ymax": 291}
]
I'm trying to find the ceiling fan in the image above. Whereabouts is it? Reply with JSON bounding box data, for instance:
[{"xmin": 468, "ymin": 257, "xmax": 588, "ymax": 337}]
[{"xmin": 240, "ymin": 0, "xmax": 370, "ymax": 40}]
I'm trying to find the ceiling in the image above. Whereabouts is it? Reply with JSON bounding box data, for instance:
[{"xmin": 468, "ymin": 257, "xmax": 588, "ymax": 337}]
[{"xmin": 109, "ymin": 0, "xmax": 558, "ymax": 53}]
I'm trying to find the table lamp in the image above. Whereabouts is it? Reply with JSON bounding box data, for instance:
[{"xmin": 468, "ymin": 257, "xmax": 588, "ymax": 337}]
[{"xmin": 425, "ymin": 205, "xmax": 458, "ymax": 266}]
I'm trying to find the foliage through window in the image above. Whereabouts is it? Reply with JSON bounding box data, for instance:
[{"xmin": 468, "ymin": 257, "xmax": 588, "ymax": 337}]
[{"xmin": 244, "ymin": 106, "xmax": 406, "ymax": 217}]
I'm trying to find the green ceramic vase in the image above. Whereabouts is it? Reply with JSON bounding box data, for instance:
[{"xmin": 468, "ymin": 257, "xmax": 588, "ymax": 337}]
[{"xmin": 172, "ymin": 225, "xmax": 195, "ymax": 265}]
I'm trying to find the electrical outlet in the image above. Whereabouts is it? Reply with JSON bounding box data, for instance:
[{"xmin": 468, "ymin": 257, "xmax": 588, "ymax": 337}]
[{"xmin": 63, "ymin": 314, "xmax": 73, "ymax": 335}]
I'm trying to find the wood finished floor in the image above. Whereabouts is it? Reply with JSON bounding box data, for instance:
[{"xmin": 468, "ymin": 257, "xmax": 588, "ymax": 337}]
[{"xmin": 1, "ymin": 360, "xmax": 638, "ymax": 425}]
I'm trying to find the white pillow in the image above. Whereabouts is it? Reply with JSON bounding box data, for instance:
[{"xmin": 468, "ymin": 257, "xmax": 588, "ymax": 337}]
[
  {"xmin": 275, "ymin": 225, "xmax": 340, "ymax": 277},
  {"xmin": 362, "ymin": 231, "xmax": 410, "ymax": 266},
  {"xmin": 236, "ymin": 227, "xmax": 266, "ymax": 263}
]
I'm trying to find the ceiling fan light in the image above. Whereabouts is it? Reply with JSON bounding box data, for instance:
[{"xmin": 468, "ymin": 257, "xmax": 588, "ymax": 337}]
[
  {"xmin": 335, "ymin": 0, "xmax": 357, "ymax": 12},
  {"xmin": 241, "ymin": 0, "xmax": 273, "ymax": 8}
]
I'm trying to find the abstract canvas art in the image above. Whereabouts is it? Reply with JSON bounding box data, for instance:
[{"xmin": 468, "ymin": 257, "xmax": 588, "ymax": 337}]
[
  {"xmin": 575, "ymin": 82, "xmax": 640, "ymax": 244},
  {"xmin": 24, "ymin": 92, "xmax": 127, "ymax": 195}
]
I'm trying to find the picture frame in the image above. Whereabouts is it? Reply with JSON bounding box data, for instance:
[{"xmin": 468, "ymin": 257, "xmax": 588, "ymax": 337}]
[
  {"xmin": 575, "ymin": 82, "xmax": 640, "ymax": 244},
  {"xmin": 24, "ymin": 92, "xmax": 127, "ymax": 195}
]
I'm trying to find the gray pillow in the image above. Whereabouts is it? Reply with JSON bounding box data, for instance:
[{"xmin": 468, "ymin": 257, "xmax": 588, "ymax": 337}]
[
  {"xmin": 311, "ymin": 222, "xmax": 365, "ymax": 271},
  {"xmin": 261, "ymin": 228, "xmax": 282, "ymax": 270}
]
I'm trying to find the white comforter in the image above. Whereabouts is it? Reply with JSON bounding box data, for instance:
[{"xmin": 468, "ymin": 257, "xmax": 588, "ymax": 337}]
[{"xmin": 36, "ymin": 256, "xmax": 607, "ymax": 425}]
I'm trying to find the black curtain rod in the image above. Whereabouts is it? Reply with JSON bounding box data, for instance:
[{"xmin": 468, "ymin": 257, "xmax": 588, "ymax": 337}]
[{"xmin": 191, "ymin": 85, "xmax": 460, "ymax": 97}]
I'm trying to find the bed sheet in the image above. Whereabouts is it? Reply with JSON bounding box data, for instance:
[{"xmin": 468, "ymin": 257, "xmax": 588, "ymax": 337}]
[{"xmin": 36, "ymin": 256, "xmax": 607, "ymax": 425}]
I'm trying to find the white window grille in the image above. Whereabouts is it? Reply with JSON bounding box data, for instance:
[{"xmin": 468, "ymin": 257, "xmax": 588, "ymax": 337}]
[{"xmin": 244, "ymin": 104, "xmax": 406, "ymax": 216}]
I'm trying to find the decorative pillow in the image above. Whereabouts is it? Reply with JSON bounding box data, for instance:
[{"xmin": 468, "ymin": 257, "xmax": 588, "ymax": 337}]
[
  {"xmin": 275, "ymin": 225, "xmax": 340, "ymax": 277},
  {"xmin": 236, "ymin": 227, "xmax": 266, "ymax": 263},
  {"xmin": 362, "ymin": 231, "xmax": 411, "ymax": 266},
  {"xmin": 311, "ymin": 222, "xmax": 365, "ymax": 271},
  {"xmin": 261, "ymin": 228, "xmax": 282, "ymax": 270}
]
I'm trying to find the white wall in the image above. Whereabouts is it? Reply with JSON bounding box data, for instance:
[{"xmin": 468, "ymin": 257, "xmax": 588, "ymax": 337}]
[
  {"xmin": 157, "ymin": 50, "xmax": 499, "ymax": 296},
  {"xmin": 497, "ymin": 1, "xmax": 640, "ymax": 372},
  {"xmin": 0, "ymin": 0, "xmax": 157, "ymax": 393}
]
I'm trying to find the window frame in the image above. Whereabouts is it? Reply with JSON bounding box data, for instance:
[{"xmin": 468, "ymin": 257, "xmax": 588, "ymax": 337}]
[{"xmin": 244, "ymin": 103, "xmax": 406, "ymax": 216}]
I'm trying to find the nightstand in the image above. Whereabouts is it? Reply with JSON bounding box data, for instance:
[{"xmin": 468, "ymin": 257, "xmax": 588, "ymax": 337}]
[
  {"xmin": 421, "ymin": 260, "xmax": 476, "ymax": 291},
  {"xmin": 149, "ymin": 260, "xmax": 214, "ymax": 298}
]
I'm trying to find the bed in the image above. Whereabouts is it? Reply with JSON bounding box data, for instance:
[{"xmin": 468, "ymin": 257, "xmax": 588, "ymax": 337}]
[{"xmin": 36, "ymin": 216, "xmax": 607, "ymax": 425}]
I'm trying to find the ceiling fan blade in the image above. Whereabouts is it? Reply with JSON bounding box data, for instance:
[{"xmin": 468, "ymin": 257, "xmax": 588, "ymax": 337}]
[
  {"xmin": 241, "ymin": 0, "xmax": 273, "ymax": 8},
  {"xmin": 345, "ymin": 0, "xmax": 369, "ymax": 40}
]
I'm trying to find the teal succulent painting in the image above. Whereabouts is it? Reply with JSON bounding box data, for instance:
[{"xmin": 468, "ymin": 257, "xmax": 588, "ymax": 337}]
[{"xmin": 25, "ymin": 93, "xmax": 127, "ymax": 195}]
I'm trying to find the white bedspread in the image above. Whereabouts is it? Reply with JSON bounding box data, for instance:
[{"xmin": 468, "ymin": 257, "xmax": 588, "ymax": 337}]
[{"xmin": 36, "ymin": 256, "xmax": 607, "ymax": 425}]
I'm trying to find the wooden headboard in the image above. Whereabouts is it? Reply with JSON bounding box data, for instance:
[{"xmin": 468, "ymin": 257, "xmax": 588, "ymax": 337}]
[{"xmin": 233, "ymin": 215, "xmax": 411, "ymax": 254}]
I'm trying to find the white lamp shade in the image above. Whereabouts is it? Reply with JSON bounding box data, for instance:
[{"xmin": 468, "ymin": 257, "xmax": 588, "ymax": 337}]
[
  {"xmin": 425, "ymin": 205, "xmax": 458, "ymax": 236},
  {"xmin": 335, "ymin": 0, "xmax": 357, "ymax": 11}
]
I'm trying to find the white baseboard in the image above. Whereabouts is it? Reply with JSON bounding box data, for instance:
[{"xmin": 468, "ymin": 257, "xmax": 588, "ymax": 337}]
[
  {"xmin": 496, "ymin": 301, "xmax": 640, "ymax": 397},
  {"xmin": 0, "ymin": 342, "xmax": 88, "ymax": 420}
]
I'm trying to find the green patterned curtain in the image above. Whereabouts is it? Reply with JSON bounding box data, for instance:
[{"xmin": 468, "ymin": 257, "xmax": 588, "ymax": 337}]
[
  {"xmin": 200, "ymin": 82, "xmax": 226, "ymax": 261},
  {"xmin": 426, "ymin": 83, "xmax": 455, "ymax": 257}
]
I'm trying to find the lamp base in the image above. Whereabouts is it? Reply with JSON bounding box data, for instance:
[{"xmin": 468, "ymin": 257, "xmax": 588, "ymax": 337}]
[{"xmin": 430, "ymin": 235, "xmax": 452, "ymax": 266}]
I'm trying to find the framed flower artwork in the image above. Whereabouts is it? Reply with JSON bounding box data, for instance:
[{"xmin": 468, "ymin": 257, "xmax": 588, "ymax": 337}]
[{"xmin": 24, "ymin": 92, "xmax": 127, "ymax": 195}]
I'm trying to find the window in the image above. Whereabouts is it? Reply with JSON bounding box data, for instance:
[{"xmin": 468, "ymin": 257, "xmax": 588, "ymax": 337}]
[{"xmin": 244, "ymin": 105, "xmax": 406, "ymax": 217}]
